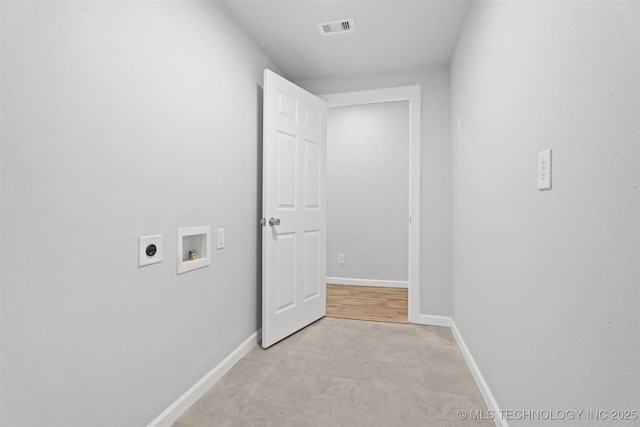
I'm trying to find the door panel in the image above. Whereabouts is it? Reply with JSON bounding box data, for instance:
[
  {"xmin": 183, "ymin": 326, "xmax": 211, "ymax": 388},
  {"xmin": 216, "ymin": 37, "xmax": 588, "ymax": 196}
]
[
  {"xmin": 275, "ymin": 232, "xmax": 296, "ymax": 313},
  {"xmin": 304, "ymin": 140, "xmax": 321, "ymax": 208},
  {"xmin": 276, "ymin": 132, "xmax": 297, "ymax": 209},
  {"xmin": 303, "ymin": 230, "xmax": 320, "ymax": 301},
  {"xmin": 262, "ymin": 69, "xmax": 327, "ymax": 348}
]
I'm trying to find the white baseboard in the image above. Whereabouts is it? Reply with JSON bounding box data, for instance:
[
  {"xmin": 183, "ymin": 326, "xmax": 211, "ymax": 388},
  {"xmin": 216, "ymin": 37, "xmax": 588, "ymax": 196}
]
[
  {"xmin": 412, "ymin": 313, "xmax": 454, "ymax": 327},
  {"xmin": 326, "ymin": 277, "xmax": 408, "ymax": 288},
  {"xmin": 450, "ymin": 320, "xmax": 507, "ymax": 427},
  {"xmin": 147, "ymin": 329, "xmax": 261, "ymax": 427},
  {"xmin": 412, "ymin": 314, "xmax": 505, "ymax": 427}
]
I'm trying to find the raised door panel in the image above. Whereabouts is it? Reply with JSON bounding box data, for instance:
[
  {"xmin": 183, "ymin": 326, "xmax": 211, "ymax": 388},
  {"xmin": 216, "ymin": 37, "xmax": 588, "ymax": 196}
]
[{"xmin": 276, "ymin": 132, "xmax": 297, "ymax": 210}]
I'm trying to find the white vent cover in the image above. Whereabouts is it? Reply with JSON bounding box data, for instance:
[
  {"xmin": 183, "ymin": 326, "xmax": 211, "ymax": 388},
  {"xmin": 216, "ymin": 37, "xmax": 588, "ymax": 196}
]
[{"xmin": 318, "ymin": 18, "xmax": 356, "ymax": 36}]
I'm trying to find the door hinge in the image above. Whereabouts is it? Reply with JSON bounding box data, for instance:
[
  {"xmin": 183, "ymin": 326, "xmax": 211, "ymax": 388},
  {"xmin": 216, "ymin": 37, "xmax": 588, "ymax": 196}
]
[
  {"xmin": 260, "ymin": 218, "xmax": 266, "ymax": 226},
  {"xmin": 409, "ymin": 216, "xmax": 412, "ymax": 224}
]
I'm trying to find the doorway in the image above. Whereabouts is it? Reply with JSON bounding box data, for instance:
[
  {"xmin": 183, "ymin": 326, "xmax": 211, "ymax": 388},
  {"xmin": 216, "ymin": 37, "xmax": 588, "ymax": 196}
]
[
  {"xmin": 325, "ymin": 99, "xmax": 409, "ymax": 323},
  {"xmin": 320, "ymin": 86, "xmax": 422, "ymax": 322},
  {"xmin": 260, "ymin": 76, "xmax": 421, "ymax": 347}
]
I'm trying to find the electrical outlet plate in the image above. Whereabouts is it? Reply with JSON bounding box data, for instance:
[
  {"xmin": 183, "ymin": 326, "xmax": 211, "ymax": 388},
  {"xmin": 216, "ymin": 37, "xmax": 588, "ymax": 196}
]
[
  {"xmin": 217, "ymin": 228, "xmax": 225, "ymax": 249},
  {"xmin": 139, "ymin": 234, "xmax": 162, "ymax": 267},
  {"xmin": 538, "ymin": 149, "xmax": 552, "ymax": 190}
]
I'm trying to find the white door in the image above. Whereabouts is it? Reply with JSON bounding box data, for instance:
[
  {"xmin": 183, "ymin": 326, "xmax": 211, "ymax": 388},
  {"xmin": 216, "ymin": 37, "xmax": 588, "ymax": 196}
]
[{"xmin": 262, "ymin": 69, "xmax": 327, "ymax": 348}]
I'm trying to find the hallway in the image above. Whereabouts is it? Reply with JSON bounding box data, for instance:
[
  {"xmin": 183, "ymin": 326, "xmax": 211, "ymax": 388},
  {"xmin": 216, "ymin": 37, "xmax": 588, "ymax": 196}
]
[{"xmin": 173, "ymin": 318, "xmax": 491, "ymax": 426}]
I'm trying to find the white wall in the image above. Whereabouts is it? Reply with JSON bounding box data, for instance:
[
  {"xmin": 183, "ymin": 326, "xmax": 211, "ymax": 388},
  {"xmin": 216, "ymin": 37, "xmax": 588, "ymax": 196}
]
[
  {"xmin": 326, "ymin": 101, "xmax": 409, "ymax": 282},
  {"xmin": 297, "ymin": 67, "xmax": 453, "ymax": 316},
  {"xmin": 0, "ymin": 1, "xmax": 276, "ymax": 425},
  {"xmin": 451, "ymin": 0, "xmax": 640, "ymax": 420}
]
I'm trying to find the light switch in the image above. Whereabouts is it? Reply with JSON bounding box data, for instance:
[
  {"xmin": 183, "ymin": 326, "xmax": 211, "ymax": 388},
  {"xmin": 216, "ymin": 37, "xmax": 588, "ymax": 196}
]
[
  {"xmin": 217, "ymin": 228, "xmax": 225, "ymax": 249},
  {"xmin": 538, "ymin": 149, "xmax": 552, "ymax": 190},
  {"xmin": 139, "ymin": 234, "xmax": 162, "ymax": 267},
  {"xmin": 338, "ymin": 254, "xmax": 345, "ymax": 264}
]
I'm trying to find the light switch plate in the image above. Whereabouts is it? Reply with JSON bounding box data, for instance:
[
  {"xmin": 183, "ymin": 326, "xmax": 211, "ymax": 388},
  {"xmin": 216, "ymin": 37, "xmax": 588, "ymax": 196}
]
[
  {"xmin": 139, "ymin": 234, "xmax": 163, "ymax": 267},
  {"xmin": 217, "ymin": 228, "xmax": 225, "ymax": 249},
  {"xmin": 338, "ymin": 254, "xmax": 345, "ymax": 264},
  {"xmin": 538, "ymin": 149, "xmax": 552, "ymax": 190}
]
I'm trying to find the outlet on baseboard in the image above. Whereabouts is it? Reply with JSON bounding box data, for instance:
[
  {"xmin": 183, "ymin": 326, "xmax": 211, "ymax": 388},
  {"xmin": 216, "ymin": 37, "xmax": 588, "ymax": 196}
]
[{"xmin": 337, "ymin": 254, "xmax": 345, "ymax": 264}]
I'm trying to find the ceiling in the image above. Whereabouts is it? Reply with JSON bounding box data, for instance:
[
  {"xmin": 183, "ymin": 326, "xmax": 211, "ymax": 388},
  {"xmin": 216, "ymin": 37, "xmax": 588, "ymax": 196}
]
[{"xmin": 222, "ymin": 0, "xmax": 471, "ymax": 81}]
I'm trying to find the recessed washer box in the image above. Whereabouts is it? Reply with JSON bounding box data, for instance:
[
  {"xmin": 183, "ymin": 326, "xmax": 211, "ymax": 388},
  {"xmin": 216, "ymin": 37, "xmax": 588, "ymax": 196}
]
[{"xmin": 177, "ymin": 226, "xmax": 211, "ymax": 274}]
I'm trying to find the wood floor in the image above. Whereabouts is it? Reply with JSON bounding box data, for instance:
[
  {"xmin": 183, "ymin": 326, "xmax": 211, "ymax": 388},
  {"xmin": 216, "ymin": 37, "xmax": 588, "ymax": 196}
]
[{"xmin": 325, "ymin": 284, "xmax": 408, "ymax": 323}]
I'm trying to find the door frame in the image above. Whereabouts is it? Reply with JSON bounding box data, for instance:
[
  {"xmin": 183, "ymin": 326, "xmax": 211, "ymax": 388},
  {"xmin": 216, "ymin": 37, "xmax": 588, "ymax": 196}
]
[{"xmin": 319, "ymin": 85, "xmax": 421, "ymax": 322}]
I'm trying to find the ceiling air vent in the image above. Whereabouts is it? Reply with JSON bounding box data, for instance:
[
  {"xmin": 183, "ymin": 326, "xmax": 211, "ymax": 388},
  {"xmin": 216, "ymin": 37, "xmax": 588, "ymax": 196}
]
[{"xmin": 318, "ymin": 18, "xmax": 356, "ymax": 37}]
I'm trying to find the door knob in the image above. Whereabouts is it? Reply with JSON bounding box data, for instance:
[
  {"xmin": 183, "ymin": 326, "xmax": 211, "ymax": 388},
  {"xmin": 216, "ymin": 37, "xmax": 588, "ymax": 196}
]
[{"xmin": 269, "ymin": 217, "xmax": 281, "ymax": 226}]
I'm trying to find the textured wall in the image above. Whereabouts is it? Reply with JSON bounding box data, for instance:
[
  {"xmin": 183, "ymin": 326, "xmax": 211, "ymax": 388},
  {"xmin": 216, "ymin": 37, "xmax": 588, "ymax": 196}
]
[
  {"xmin": 0, "ymin": 1, "xmax": 275, "ymax": 425},
  {"xmin": 297, "ymin": 67, "xmax": 453, "ymax": 316},
  {"xmin": 326, "ymin": 101, "xmax": 409, "ymax": 282},
  {"xmin": 451, "ymin": 0, "xmax": 640, "ymax": 420}
]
